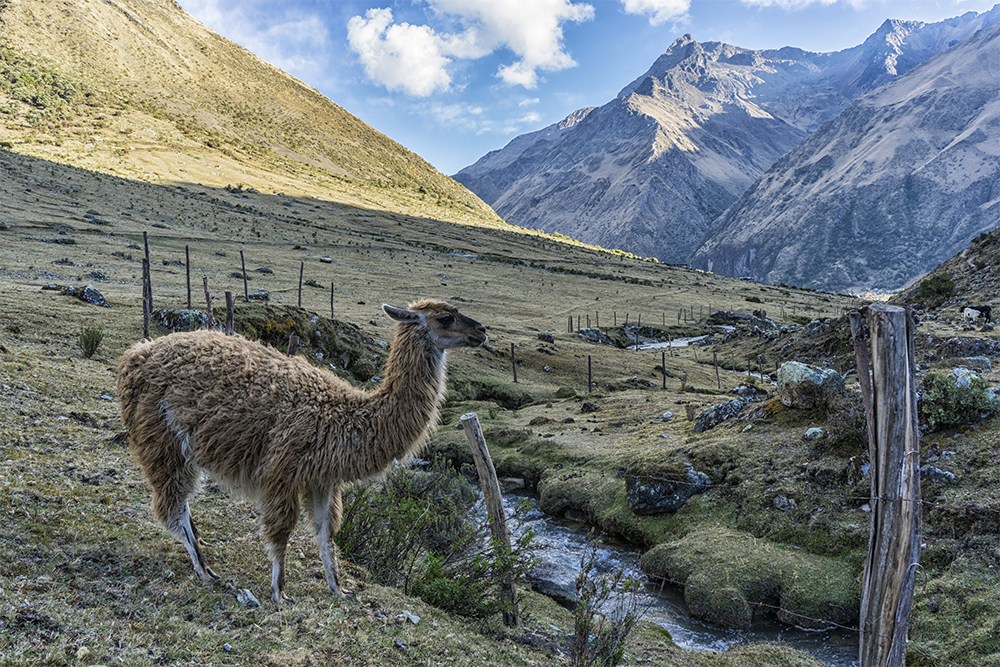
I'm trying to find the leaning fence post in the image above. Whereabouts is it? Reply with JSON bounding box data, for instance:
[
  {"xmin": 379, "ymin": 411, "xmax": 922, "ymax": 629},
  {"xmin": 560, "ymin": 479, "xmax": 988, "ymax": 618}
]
[
  {"xmin": 510, "ymin": 342, "xmax": 517, "ymax": 383},
  {"xmin": 202, "ymin": 276, "xmax": 215, "ymax": 328},
  {"xmin": 851, "ymin": 304, "xmax": 921, "ymax": 667},
  {"xmin": 460, "ymin": 412, "xmax": 520, "ymax": 628}
]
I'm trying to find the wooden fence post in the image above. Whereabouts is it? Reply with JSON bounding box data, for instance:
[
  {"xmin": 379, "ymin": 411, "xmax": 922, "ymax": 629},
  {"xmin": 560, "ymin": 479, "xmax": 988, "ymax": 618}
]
[
  {"xmin": 202, "ymin": 276, "xmax": 215, "ymax": 328},
  {"xmin": 141, "ymin": 257, "xmax": 151, "ymax": 341},
  {"xmin": 330, "ymin": 282, "xmax": 335, "ymax": 319},
  {"xmin": 850, "ymin": 304, "xmax": 921, "ymax": 667},
  {"xmin": 588, "ymin": 355, "xmax": 592, "ymax": 392},
  {"xmin": 510, "ymin": 342, "xmax": 517, "ymax": 383},
  {"xmin": 240, "ymin": 250, "xmax": 248, "ymax": 302},
  {"xmin": 460, "ymin": 412, "xmax": 520, "ymax": 628},
  {"xmin": 298, "ymin": 261, "xmax": 304, "ymax": 308},
  {"xmin": 568, "ymin": 315, "xmax": 573, "ymax": 333},
  {"xmin": 225, "ymin": 291, "xmax": 234, "ymax": 335},
  {"xmin": 143, "ymin": 232, "xmax": 152, "ymax": 312},
  {"xmin": 287, "ymin": 334, "xmax": 299, "ymax": 356},
  {"xmin": 185, "ymin": 245, "xmax": 191, "ymax": 309}
]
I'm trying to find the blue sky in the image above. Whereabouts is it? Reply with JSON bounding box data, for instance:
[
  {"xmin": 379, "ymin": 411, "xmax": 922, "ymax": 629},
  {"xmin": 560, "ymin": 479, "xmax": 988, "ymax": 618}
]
[{"xmin": 176, "ymin": 0, "xmax": 1000, "ymax": 176}]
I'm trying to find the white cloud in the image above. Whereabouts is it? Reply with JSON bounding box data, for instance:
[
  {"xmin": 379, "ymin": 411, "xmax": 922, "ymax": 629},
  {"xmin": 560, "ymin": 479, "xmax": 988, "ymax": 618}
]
[
  {"xmin": 178, "ymin": 0, "xmax": 329, "ymax": 74},
  {"xmin": 519, "ymin": 98, "xmax": 541, "ymax": 106},
  {"xmin": 348, "ymin": 8, "xmax": 455, "ymax": 96},
  {"xmin": 619, "ymin": 0, "xmax": 690, "ymax": 25},
  {"xmin": 346, "ymin": 0, "xmax": 595, "ymax": 95}
]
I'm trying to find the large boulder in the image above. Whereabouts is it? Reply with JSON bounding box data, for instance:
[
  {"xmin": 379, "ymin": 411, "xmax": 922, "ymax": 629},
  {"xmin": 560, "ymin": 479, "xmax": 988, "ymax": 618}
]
[
  {"xmin": 694, "ymin": 397, "xmax": 746, "ymax": 431},
  {"xmin": 626, "ymin": 465, "xmax": 712, "ymax": 515},
  {"xmin": 528, "ymin": 562, "xmax": 580, "ymax": 606},
  {"xmin": 776, "ymin": 361, "xmax": 844, "ymax": 409},
  {"xmin": 59, "ymin": 284, "xmax": 110, "ymax": 308}
]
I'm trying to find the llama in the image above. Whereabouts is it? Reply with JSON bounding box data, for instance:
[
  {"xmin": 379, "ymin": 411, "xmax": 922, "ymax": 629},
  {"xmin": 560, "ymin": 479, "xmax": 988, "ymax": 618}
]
[{"xmin": 116, "ymin": 299, "xmax": 487, "ymax": 603}]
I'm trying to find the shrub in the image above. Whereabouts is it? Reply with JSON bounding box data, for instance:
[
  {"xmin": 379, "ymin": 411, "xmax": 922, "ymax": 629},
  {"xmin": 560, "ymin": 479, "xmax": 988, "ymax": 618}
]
[
  {"xmin": 336, "ymin": 459, "xmax": 536, "ymax": 618},
  {"xmin": 916, "ymin": 274, "xmax": 955, "ymax": 309},
  {"xmin": 920, "ymin": 369, "xmax": 998, "ymax": 432},
  {"xmin": 78, "ymin": 325, "xmax": 103, "ymax": 358},
  {"xmin": 570, "ymin": 543, "xmax": 643, "ymax": 667}
]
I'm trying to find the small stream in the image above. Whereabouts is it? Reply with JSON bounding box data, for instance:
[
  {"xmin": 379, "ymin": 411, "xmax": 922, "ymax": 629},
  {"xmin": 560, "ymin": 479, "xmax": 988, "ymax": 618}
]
[{"xmin": 499, "ymin": 493, "xmax": 859, "ymax": 666}]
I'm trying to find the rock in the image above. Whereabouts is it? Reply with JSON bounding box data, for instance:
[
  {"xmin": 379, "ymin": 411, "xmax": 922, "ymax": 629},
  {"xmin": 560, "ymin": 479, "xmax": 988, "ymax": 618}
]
[
  {"xmin": 802, "ymin": 427, "xmax": 826, "ymax": 441},
  {"xmin": 529, "ymin": 561, "xmax": 580, "ymax": 606},
  {"xmin": 955, "ymin": 356, "xmax": 991, "ymax": 371},
  {"xmin": 773, "ymin": 494, "xmax": 797, "ymax": 511},
  {"xmin": 776, "ymin": 361, "xmax": 844, "ymax": 409},
  {"xmin": 580, "ymin": 401, "xmax": 599, "ymax": 414},
  {"xmin": 319, "ymin": 257, "xmax": 333, "ymax": 263},
  {"xmin": 154, "ymin": 309, "xmax": 210, "ymax": 332},
  {"xmin": 943, "ymin": 337, "xmax": 1000, "ymax": 358},
  {"xmin": 626, "ymin": 465, "xmax": 712, "ymax": 514},
  {"xmin": 236, "ymin": 589, "xmax": 260, "ymax": 608},
  {"xmin": 248, "ymin": 289, "xmax": 270, "ymax": 301},
  {"xmin": 920, "ymin": 465, "xmax": 956, "ymax": 483},
  {"xmin": 731, "ymin": 383, "xmax": 768, "ymax": 400},
  {"xmin": 577, "ymin": 327, "xmax": 613, "ymax": 346},
  {"xmin": 694, "ymin": 398, "xmax": 746, "ymax": 431},
  {"xmin": 400, "ymin": 610, "xmax": 420, "ymax": 624},
  {"xmin": 662, "ymin": 411, "xmax": 673, "ymax": 421},
  {"xmin": 706, "ymin": 310, "xmax": 751, "ymax": 326},
  {"xmin": 802, "ymin": 318, "xmax": 834, "ymax": 337},
  {"xmin": 60, "ymin": 284, "xmax": 111, "ymax": 308},
  {"xmin": 537, "ymin": 332, "xmax": 555, "ymax": 343}
]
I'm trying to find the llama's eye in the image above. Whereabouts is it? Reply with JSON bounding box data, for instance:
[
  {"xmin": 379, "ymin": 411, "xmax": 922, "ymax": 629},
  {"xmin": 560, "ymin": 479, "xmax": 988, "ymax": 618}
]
[{"xmin": 438, "ymin": 315, "xmax": 454, "ymax": 326}]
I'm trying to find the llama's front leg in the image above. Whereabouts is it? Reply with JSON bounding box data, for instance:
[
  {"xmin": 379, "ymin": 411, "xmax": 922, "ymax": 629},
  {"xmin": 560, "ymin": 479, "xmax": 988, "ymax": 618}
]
[{"xmin": 309, "ymin": 484, "xmax": 351, "ymax": 598}]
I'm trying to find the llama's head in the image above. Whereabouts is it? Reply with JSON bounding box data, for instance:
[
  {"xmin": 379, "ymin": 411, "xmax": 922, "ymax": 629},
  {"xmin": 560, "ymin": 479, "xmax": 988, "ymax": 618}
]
[{"xmin": 383, "ymin": 300, "xmax": 487, "ymax": 350}]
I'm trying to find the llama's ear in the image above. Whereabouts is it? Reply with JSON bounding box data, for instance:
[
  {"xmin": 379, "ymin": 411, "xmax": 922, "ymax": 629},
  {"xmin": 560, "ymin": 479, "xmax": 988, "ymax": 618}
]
[{"xmin": 383, "ymin": 304, "xmax": 421, "ymax": 323}]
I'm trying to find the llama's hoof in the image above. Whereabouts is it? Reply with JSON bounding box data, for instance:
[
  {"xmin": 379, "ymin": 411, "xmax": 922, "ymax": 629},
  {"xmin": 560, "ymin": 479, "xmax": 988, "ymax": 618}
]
[{"xmin": 272, "ymin": 592, "xmax": 295, "ymax": 605}]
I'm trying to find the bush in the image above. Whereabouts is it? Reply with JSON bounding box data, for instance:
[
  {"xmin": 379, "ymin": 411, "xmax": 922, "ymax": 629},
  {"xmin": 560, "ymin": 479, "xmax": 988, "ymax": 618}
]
[
  {"xmin": 916, "ymin": 274, "xmax": 955, "ymax": 309},
  {"xmin": 78, "ymin": 325, "xmax": 103, "ymax": 358},
  {"xmin": 920, "ymin": 369, "xmax": 998, "ymax": 432},
  {"xmin": 336, "ymin": 459, "xmax": 537, "ymax": 618},
  {"xmin": 571, "ymin": 544, "xmax": 642, "ymax": 667}
]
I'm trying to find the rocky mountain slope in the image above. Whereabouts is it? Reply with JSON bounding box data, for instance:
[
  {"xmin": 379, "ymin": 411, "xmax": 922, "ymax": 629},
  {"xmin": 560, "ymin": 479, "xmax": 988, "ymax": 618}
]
[
  {"xmin": 454, "ymin": 7, "xmax": 1000, "ymax": 267},
  {"xmin": 691, "ymin": 20, "xmax": 1000, "ymax": 294},
  {"xmin": 0, "ymin": 0, "xmax": 503, "ymax": 229}
]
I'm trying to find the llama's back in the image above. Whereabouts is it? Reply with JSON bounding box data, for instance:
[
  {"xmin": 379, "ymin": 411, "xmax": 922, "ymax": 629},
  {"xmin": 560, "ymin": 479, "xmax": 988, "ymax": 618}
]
[{"xmin": 116, "ymin": 330, "xmax": 362, "ymax": 488}]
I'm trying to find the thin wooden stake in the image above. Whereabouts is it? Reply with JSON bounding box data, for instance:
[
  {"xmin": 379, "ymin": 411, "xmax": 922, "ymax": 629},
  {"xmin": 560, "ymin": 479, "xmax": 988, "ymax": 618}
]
[
  {"xmin": 185, "ymin": 245, "xmax": 191, "ymax": 309},
  {"xmin": 662, "ymin": 351, "xmax": 666, "ymax": 389},
  {"xmin": 141, "ymin": 257, "xmax": 151, "ymax": 340},
  {"xmin": 298, "ymin": 261, "xmax": 304, "ymax": 308},
  {"xmin": 511, "ymin": 342, "xmax": 517, "ymax": 383},
  {"xmin": 202, "ymin": 276, "xmax": 215, "ymax": 328},
  {"xmin": 331, "ymin": 282, "xmax": 335, "ymax": 319},
  {"xmin": 588, "ymin": 355, "xmax": 592, "ymax": 392},
  {"xmin": 595, "ymin": 311, "xmax": 599, "ymax": 328},
  {"xmin": 225, "ymin": 291, "xmax": 234, "ymax": 335},
  {"xmin": 460, "ymin": 412, "xmax": 520, "ymax": 628},
  {"xmin": 714, "ymin": 351, "xmax": 720, "ymax": 389},
  {"xmin": 568, "ymin": 315, "xmax": 573, "ymax": 333},
  {"xmin": 143, "ymin": 231, "xmax": 152, "ymax": 313},
  {"xmin": 240, "ymin": 250, "xmax": 249, "ymax": 302}
]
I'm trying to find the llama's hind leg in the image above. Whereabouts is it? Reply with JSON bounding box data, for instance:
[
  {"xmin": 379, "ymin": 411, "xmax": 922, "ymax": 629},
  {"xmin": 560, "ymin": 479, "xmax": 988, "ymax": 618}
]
[
  {"xmin": 308, "ymin": 484, "xmax": 351, "ymax": 598},
  {"xmin": 155, "ymin": 490, "xmax": 219, "ymax": 582},
  {"xmin": 262, "ymin": 491, "xmax": 299, "ymax": 604}
]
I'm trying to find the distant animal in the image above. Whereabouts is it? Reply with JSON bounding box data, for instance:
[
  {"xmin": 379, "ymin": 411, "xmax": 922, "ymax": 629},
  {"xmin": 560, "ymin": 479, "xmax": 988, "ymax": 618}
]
[
  {"xmin": 964, "ymin": 305, "xmax": 992, "ymax": 323},
  {"xmin": 963, "ymin": 307, "xmax": 980, "ymax": 323},
  {"xmin": 116, "ymin": 299, "xmax": 487, "ymax": 603}
]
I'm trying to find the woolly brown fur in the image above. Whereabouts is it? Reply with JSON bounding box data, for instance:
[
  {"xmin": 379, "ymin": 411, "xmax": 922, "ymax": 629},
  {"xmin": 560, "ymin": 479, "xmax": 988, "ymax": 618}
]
[{"xmin": 116, "ymin": 299, "xmax": 486, "ymax": 603}]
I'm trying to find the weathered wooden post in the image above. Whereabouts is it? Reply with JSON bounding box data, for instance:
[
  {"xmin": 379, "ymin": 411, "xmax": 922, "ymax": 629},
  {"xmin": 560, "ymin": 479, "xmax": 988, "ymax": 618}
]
[
  {"xmin": 143, "ymin": 232, "xmax": 152, "ymax": 313},
  {"xmin": 239, "ymin": 250, "xmax": 248, "ymax": 302},
  {"xmin": 225, "ymin": 291, "xmax": 234, "ymax": 335},
  {"xmin": 185, "ymin": 245, "xmax": 192, "ymax": 309},
  {"xmin": 587, "ymin": 355, "xmax": 592, "ymax": 391},
  {"xmin": 460, "ymin": 412, "xmax": 520, "ymax": 628},
  {"xmin": 595, "ymin": 311, "xmax": 599, "ymax": 328},
  {"xmin": 298, "ymin": 261, "xmax": 304, "ymax": 308},
  {"xmin": 510, "ymin": 342, "xmax": 517, "ymax": 383},
  {"xmin": 568, "ymin": 315, "xmax": 573, "ymax": 333},
  {"xmin": 661, "ymin": 351, "xmax": 666, "ymax": 389},
  {"xmin": 287, "ymin": 334, "xmax": 299, "ymax": 357},
  {"xmin": 850, "ymin": 304, "xmax": 921, "ymax": 667},
  {"xmin": 577, "ymin": 315, "xmax": 581, "ymax": 331},
  {"xmin": 330, "ymin": 281, "xmax": 335, "ymax": 319},
  {"xmin": 202, "ymin": 276, "xmax": 215, "ymax": 328},
  {"xmin": 141, "ymin": 257, "xmax": 151, "ymax": 341},
  {"xmin": 714, "ymin": 351, "xmax": 720, "ymax": 389}
]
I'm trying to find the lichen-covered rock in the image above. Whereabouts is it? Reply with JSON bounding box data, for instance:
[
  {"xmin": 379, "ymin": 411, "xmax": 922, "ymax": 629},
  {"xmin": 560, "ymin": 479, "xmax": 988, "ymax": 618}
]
[
  {"xmin": 625, "ymin": 465, "xmax": 712, "ymax": 514},
  {"xmin": 955, "ymin": 356, "xmax": 991, "ymax": 372},
  {"xmin": 60, "ymin": 284, "xmax": 110, "ymax": 308},
  {"xmin": 694, "ymin": 397, "xmax": 746, "ymax": 431},
  {"xmin": 154, "ymin": 309, "xmax": 210, "ymax": 332},
  {"xmin": 776, "ymin": 361, "xmax": 844, "ymax": 409},
  {"xmin": 577, "ymin": 327, "xmax": 612, "ymax": 346}
]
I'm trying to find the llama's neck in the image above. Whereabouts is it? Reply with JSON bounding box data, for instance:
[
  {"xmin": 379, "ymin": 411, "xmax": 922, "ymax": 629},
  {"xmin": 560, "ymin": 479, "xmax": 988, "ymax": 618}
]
[{"xmin": 357, "ymin": 323, "xmax": 448, "ymax": 479}]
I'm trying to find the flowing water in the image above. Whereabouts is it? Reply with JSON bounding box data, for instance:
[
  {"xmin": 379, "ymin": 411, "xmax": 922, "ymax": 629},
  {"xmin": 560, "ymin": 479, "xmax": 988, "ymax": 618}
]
[{"xmin": 500, "ymin": 493, "xmax": 859, "ymax": 666}]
